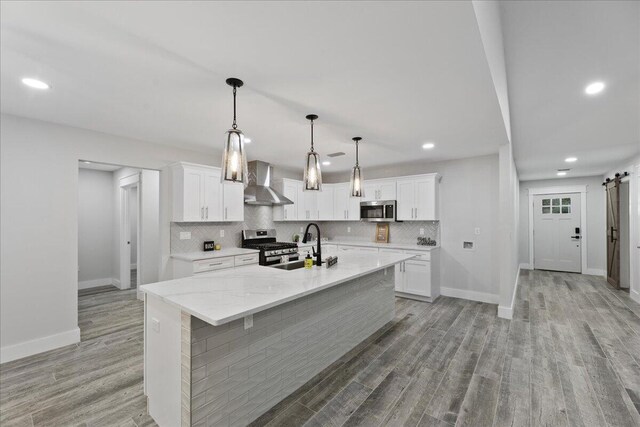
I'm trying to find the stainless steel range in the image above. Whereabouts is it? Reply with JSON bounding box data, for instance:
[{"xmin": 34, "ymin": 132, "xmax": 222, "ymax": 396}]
[{"xmin": 242, "ymin": 229, "xmax": 299, "ymax": 266}]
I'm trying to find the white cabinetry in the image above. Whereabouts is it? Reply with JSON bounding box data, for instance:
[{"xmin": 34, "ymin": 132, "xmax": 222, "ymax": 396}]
[
  {"xmin": 396, "ymin": 174, "xmax": 440, "ymax": 221},
  {"xmin": 333, "ymin": 183, "xmax": 360, "ymax": 221},
  {"xmin": 172, "ymin": 163, "xmax": 223, "ymax": 222},
  {"xmin": 317, "ymin": 184, "xmax": 334, "ymax": 220},
  {"xmin": 379, "ymin": 247, "xmax": 440, "ymax": 301},
  {"xmin": 223, "ymin": 182, "xmax": 244, "ymax": 222},
  {"xmin": 362, "ymin": 179, "xmax": 397, "ymax": 202},
  {"xmin": 172, "ymin": 253, "xmax": 259, "ymax": 279},
  {"xmin": 298, "ymin": 186, "xmax": 318, "ymax": 221}
]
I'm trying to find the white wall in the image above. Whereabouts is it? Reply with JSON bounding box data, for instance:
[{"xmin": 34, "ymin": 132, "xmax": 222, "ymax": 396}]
[
  {"xmin": 519, "ymin": 175, "xmax": 606, "ymax": 274},
  {"xmin": 326, "ymin": 154, "xmax": 500, "ymax": 303},
  {"xmin": 78, "ymin": 168, "xmax": 114, "ymax": 288},
  {"xmin": 0, "ymin": 113, "xmax": 218, "ymax": 363},
  {"xmin": 497, "ymin": 144, "xmax": 519, "ymax": 319}
]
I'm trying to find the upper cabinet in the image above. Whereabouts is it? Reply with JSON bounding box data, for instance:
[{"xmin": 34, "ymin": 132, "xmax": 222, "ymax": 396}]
[
  {"xmin": 273, "ymin": 179, "xmax": 301, "ymax": 221},
  {"xmin": 362, "ymin": 179, "xmax": 397, "ymax": 202},
  {"xmin": 396, "ymin": 173, "xmax": 440, "ymax": 221},
  {"xmin": 317, "ymin": 184, "xmax": 334, "ymax": 221},
  {"xmin": 333, "ymin": 183, "xmax": 360, "ymax": 221},
  {"xmin": 171, "ymin": 162, "xmax": 244, "ymax": 222}
]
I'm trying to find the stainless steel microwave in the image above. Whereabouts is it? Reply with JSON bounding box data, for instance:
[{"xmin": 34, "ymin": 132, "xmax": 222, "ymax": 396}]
[{"xmin": 360, "ymin": 200, "xmax": 397, "ymax": 222}]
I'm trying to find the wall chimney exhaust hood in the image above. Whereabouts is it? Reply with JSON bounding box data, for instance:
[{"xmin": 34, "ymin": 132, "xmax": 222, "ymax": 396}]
[{"xmin": 244, "ymin": 161, "xmax": 293, "ymax": 206}]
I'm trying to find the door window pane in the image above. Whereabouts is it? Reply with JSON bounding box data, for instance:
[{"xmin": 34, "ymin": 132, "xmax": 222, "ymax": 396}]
[
  {"xmin": 552, "ymin": 207, "xmax": 560, "ymax": 214},
  {"xmin": 562, "ymin": 198, "xmax": 571, "ymax": 206},
  {"xmin": 542, "ymin": 199, "xmax": 551, "ymax": 206},
  {"xmin": 542, "ymin": 207, "xmax": 551, "ymax": 214},
  {"xmin": 562, "ymin": 206, "xmax": 570, "ymax": 214},
  {"xmin": 552, "ymin": 198, "xmax": 560, "ymax": 206}
]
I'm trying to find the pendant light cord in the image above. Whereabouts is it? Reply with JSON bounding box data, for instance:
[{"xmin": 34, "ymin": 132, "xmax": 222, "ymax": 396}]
[
  {"xmin": 355, "ymin": 140, "xmax": 359, "ymax": 166},
  {"xmin": 310, "ymin": 119, "xmax": 314, "ymax": 151},
  {"xmin": 232, "ymin": 85, "xmax": 238, "ymax": 129}
]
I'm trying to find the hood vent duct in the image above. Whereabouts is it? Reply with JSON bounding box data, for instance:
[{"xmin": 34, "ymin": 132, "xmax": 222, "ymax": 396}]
[{"xmin": 244, "ymin": 160, "xmax": 294, "ymax": 206}]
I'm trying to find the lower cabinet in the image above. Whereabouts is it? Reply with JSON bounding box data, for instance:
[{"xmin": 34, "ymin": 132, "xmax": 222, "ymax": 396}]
[
  {"xmin": 172, "ymin": 253, "xmax": 259, "ymax": 279},
  {"xmin": 379, "ymin": 248, "xmax": 440, "ymax": 302}
]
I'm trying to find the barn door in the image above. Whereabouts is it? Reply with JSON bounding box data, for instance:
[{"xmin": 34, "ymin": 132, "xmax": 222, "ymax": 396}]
[{"xmin": 606, "ymin": 179, "xmax": 621, "ymax": 288}]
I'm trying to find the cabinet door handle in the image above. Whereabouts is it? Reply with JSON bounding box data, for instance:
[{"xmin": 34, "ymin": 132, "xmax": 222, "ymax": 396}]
[
  {"xmin": 205, "ymin": 206, "xmax": 208, "ymax": 219},
  {"xmin": 284, "ymin": 210, "xmax": 287, "ymax": 219},
  {"xmin": 225, "ymin": 207, "xmax": 228, "ymax": 220},
  {"xmin": 414, "ymin": 207, "xmax": 417, "ymax": 219},
  {"xmin": 201, "ymin": 207, "xmax": 204, "ymax": 220}
]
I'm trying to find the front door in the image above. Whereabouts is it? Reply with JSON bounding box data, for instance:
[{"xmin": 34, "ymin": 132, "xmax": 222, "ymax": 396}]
[
  {"xmin": 533, "ymin": 193, "xmax": 582, "ymax": 273},
  {"xmin": 606, "ymin": 179, "xmax": 620, "ymax": 288}
]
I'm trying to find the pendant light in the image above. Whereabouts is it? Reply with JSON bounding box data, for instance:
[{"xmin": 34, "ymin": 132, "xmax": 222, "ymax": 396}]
[
  {"xmin": 349, "ymin": 137, "xmax": 364, "ymax": 197},
  {"xmin": 221, "ymin": 78, "xmax": 249, "ymax": 186},
  {"xmin": 302, "ymin": 114, "xmax": 322, "ymax": 191}
]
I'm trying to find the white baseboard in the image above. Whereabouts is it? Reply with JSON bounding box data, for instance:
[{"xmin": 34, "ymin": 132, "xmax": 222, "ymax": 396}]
[
  {"xmin": 78, "ymin": 278, "xmax": 116, "ymax": 290},
  {"xmin": 519, "ymin": 263, "xmax": 532, "ymax": 270},
  {"xmin": 631, "ymin": 289, "xmax": 640, "ymax": 304},
  {"xmin": 498, "ymin": 265, "xmax": 522, "ymax": 320},
  {"xmin": 440, "ymin": 287, "xmax": 499, "ymax": 304},
  {"xmin": 0, "ymin": 327, "xmax": 80, "ymax": 364},
  {"xmin": 584, "ymin": 268, "xmax": 606, "ymax": 277},
  {"xmin": 113, "ymin": 278, "xmax": 121, "ymax": 287}
]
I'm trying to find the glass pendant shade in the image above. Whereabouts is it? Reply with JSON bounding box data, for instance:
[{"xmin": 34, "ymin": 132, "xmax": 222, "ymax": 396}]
[
  {"xmin": 221, "ymin": 77, "xmax": 248, "ymax": 186},
  {"xmin": 349, "ymin": 165, "xmax": 364, "ymax": 197},
  {"xmin": 349, "ymin": 136, "xmax": 364, "ymax": 197},
  {"xmin": 303, "ymin": 150, "xmax": 322, "ymax": 191},
  {"xmin": 302, "ymin": 114, "xmax": 322, "ymax": 191},
  {"xmin": 221, "ymin": 128, "xmax": 249, "ymax": 185}
]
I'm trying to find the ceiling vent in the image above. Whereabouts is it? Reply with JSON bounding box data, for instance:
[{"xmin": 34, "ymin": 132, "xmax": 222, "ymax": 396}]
[{"xmin": 327, "ymin": 152, "xmax": 346, "ymax": 158}]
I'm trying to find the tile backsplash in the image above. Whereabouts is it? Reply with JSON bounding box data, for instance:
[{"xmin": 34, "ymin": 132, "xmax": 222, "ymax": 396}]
[{"xmin": 170, "ymin": 205, "xmax": 439, "ymax": 253}]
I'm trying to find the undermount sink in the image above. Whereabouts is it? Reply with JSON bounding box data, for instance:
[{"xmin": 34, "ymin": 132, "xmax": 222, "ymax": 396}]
[{"xmin": 270, "ymin": 260, "xmax": 306, "ymax": 271}]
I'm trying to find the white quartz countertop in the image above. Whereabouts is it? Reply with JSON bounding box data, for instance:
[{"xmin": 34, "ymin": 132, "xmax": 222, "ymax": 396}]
[
  {"xmin": 141, "ymin": 252, "xmax": 414, "ymax": 326},
  {"xmin": 297, "ymin": 240, "xmax": 440, "ymax": 252},
  {"xmin": 171, "ymin": 248, "xmax": 259, "ymax": 262}
]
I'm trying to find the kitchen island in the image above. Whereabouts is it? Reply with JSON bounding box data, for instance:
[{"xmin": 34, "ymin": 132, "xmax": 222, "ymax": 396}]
[{"xmin": 140, "ymin": 251, "xmax": 414, "ymax": 427}]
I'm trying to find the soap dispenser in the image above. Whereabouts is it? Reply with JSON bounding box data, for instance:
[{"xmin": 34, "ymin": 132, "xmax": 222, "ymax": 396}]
[{"xmin": 304, "ymin": 251, "xmax": 313, "ymax": 269}]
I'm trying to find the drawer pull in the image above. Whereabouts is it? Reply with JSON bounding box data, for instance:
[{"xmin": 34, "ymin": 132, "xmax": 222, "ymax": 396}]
[
  {"xmin": 208, "ymin": 262, "xmax": 223, "ymax": 267},
  {"xmin": 241, "ymin": 257, "xmax": 255, "ymax": 261}
]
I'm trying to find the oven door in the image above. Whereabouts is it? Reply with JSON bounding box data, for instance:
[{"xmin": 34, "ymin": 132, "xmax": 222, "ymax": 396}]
[{"xmin": 263, "ymin": 253, "xmax": 300, "ymax": 266}]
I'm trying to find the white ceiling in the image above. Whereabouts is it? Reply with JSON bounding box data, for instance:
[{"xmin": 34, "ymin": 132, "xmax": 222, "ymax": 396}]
[
  {"xmin": 0, "ymin": 1, "xmax": 508, "ymax": 174},
  {"xmin": 501, "ymin": 0, "xmax": 640, "ymax": 180}
]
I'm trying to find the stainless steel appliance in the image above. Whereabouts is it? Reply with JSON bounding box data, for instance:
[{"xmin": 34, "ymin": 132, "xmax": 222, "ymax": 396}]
[
  {"xmin": 242, "ymin": 229, "xmax": 299, "ymax": 266},
  {"xmin": 360, "ymin": 200, "xmax": 397, "ymax": 222}
]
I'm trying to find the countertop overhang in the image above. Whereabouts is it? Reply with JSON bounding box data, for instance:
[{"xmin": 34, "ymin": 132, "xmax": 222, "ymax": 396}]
[{"xmin": 141, "ymin": 252, "xmax": 414, "ymax": 326}]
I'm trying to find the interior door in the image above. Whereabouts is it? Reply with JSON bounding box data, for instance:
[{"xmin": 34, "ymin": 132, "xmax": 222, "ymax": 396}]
[
  {"xmin": 606, "ymin": 180, "xmax": 620, "ymax": 288},
  {"xmin": 533, "ymin": 193, "xmax": 582, "ymax": 273}
]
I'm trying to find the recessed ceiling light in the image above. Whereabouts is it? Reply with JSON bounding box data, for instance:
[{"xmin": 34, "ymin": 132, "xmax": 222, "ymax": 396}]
[
  {"xmin": 21, "ymin": 78, "xmax": 50, "ymax": 90},
  {"xmin": 244, "ymin": 138, "xmax": 252, "ymax": 143},
  {"xmin": 585, "ymin": 81, "xmax": 605, "ymax": 95},
  {"xmin": 565, "ymin": 157, "xmax": 577, "ymax": 163},
  {"xmin": 322, "ymin": 161, "xmax": 331, "ymax": 166},
  {"xmin": 422, "ymin": 142, "xmax": 435, "ymax": 150},
  {"xmin": 557, "ymin": 171, "xmax": 567, "ymax": 176}
]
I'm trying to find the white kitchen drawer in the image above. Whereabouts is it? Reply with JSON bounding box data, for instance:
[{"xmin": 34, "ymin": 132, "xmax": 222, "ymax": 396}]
[
  {"xmin": 379, "ymin": 248, "xmax": 404, "ymax": 254},
  {"xmin": 234, "ymin": 253, "xmax": 259, "ymax": 267},
  {"xmin": 193, "ymin": 256, "xmax": 234, "ymax": 274},
  {"xmin": 404, "ymin": 250, "xmax": 431, "ymax": 261}
]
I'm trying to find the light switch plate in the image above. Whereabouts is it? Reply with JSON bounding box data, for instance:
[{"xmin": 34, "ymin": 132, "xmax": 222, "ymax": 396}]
[
  {"xmin": 220, "ymin": 229, "xmax": 225, "ymax": 237},
  {"xmin": 180, "ymin": 232, "xmax": 191, "ymax": 240},
  {"xmin": 347, "ymin": 227, "xmax": 351, "ymax": 233},
  {"xmin": 151, "ymin": 318, "xmax": 160, "ymax": 332},
  {"xmin": 300, "ymin": 227, "xmax": 303, "ymax": 233},
  {"xmin": 419, "ymin": 228, "xmax": 425, "ymax": 235},
  {"xmin": 474, "ymin": 228, "xmax": 481, "ymax": 235},
  {"xmin": 244, "ymin": 314, "xmax": 253, "ymax": 330}
]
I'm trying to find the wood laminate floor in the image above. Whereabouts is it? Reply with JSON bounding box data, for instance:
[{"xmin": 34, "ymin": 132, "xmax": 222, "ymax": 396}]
[{"xmin": 2, "ymin": 271, "xmax": 640, "ymax": 426}]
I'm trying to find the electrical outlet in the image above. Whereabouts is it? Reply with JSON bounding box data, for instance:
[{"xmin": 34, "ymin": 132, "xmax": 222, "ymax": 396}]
[
  {"xmin": 474, "ymin": 228, "xmax": 481, "ymax": 235},
  {"xmin": 244, "ymin": 314, "xmax": 253, "ymax": 330},
  {"xmin": 151, "ymin": 318, "xmax": 160, "ymax": 332},
  {"xmin": 179, "ymin": 231, "xmax": 191, "ymax": 240},
  {"xmin": 300, "ymin": 227, "xmax": 303, "ymax": 233},
  {"xmin": 419, "ymin": 228, "xmax": 425, "ymax": 235},
  {"xmin": 220, "ymin": 229, "xmax": 225, "ymax": 237},
  {"xmin": 347, "ymin": 227, "xmax": 351, "ymax": 233}
]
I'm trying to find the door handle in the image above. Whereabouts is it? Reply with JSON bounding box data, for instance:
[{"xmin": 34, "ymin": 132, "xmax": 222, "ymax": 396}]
[
  {"xmin": 571, "ymin": 235, "xmax": 581, "ymax": 240},
  {"xmin": 611, "ymin": 227, "xmax": 617, "ymax": 242}
]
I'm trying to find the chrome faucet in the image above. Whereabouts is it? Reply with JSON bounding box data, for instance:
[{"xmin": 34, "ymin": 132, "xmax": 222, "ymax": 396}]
[{"xmin": 302, "ymin": 223, "xmax": 322, "ymax": 266}]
